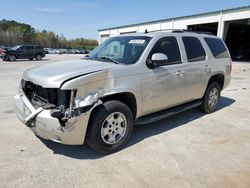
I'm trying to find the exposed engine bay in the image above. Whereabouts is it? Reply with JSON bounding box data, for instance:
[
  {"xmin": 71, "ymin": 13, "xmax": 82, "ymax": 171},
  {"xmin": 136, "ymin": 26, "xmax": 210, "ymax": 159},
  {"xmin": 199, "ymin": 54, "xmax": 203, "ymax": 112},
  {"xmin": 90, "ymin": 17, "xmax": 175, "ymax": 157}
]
[{"xmin": 21, "ymin": 79, "xmax": 95, "ymax": 126}]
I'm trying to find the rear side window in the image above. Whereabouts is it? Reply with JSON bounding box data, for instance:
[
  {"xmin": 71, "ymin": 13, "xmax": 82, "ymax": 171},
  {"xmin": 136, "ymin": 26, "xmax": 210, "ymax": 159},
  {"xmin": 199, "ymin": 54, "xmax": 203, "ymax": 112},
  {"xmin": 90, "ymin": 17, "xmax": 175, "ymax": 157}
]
[
  {"xmin": 34, "ymin": 46, "xmax": 42, "ymax": 50},
  {"xmin": 150, "ymin": 37, "xmax": 181, "ymax": 64},
  {"xmin": 204, "ymin": 38, "xmax": 229, "ymax": 59},
  {"xmin": 182, "ymin": 37, "xmax": 206, "ymax": 62}
]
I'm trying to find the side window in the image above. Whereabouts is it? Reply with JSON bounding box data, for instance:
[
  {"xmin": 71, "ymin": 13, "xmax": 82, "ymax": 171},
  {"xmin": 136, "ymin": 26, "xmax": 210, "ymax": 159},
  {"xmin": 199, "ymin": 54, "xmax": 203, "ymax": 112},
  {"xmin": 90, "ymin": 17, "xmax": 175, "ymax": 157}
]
[
  {"xmin": 27, "ymin": 46, "xmax": 34, "ymax": 50},
  {"xmin": 19, "ymin": 46, "xmax": 26, "ymax": 51},
  {"xmin": 182, "ymin": 37, "xmax": 206, "ymax": 62},
  {"xmin": 149, "ymin": 37, "xmax": 181, "ymax": 64},
  {"xmin": 204, "ymin": 37, "xmax": 229, "ymax": 59},
  {"xmin": 35, "ymin": 46, "xmax": 42, "ymax": 50}
]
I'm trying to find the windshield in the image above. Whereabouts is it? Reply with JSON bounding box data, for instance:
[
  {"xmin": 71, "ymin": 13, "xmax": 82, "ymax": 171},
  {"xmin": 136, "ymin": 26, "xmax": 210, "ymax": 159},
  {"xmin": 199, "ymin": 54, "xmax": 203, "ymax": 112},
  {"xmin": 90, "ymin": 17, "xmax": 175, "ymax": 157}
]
[
  {"xmin": 11, "ymin": 46, "xmax": 20, "ymax": 50},
  {"xmin": 88, "ymin": 36, "xmax": 151, "ymax": 64}
]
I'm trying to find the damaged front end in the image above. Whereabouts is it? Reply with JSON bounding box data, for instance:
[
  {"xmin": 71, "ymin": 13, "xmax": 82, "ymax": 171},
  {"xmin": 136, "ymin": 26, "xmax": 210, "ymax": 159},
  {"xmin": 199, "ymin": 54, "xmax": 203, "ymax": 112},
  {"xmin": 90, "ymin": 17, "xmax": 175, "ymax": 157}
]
[{"xmin": 15, "ymin": 79, "xmax": 102, "ymax": 145}]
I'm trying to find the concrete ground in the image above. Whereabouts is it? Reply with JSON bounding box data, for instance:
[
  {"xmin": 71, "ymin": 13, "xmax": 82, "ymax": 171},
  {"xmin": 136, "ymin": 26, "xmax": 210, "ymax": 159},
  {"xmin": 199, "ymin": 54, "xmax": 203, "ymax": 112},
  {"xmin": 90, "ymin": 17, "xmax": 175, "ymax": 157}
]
[{"xmin": 0, "ymin": 55, "xmax": 249, "ymax": 188}]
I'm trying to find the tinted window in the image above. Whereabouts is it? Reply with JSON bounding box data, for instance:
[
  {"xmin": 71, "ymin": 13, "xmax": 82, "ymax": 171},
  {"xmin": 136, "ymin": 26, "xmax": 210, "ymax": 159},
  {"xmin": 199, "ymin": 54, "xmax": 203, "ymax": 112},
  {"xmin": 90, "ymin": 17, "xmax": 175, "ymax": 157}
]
[
  {"xmin": 204, "ymin": 37, "xmax": 229, "ymax": 59},
  {"xmin": 150, "ymin": 37, "xmax": 181, "ymax": 64},
  {"xmin": 19, "ymin": 46, "xmax": 27, "ymax": 50},
  {"xmin": 34, "ymin": 46, "xmax": 42, "ymax": 50},
  {"xmin": 182, "ymin": 37, "xmax": 206, "ymax": 62},
  {"xmin": 27, "ymin": 46, "xmax": 34, "ymax": 50}
]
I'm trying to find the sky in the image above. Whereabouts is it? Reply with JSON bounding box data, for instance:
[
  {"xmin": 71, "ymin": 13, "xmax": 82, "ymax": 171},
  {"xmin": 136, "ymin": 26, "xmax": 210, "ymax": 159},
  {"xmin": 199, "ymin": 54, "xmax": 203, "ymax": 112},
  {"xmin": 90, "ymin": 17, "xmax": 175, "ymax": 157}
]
[{"xmin": 0, "ymin": 0, "xmax": 250, "ymax": 40}]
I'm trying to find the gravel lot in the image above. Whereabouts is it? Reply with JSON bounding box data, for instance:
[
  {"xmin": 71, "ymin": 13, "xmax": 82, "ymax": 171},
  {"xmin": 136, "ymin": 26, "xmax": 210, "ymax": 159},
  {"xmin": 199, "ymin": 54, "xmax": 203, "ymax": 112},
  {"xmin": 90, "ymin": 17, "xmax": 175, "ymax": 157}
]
[{"xmin": 0, "ymin": 55, "xmax": 250, "ymax": 188}]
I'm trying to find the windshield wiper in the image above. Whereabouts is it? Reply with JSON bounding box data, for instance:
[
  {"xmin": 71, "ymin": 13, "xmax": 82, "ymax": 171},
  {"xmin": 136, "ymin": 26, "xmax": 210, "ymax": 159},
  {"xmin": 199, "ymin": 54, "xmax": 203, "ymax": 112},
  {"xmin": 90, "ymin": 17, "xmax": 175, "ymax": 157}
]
[{"xmin": 100, "ymin": 56, "xmax": 119, "ymax": 64}]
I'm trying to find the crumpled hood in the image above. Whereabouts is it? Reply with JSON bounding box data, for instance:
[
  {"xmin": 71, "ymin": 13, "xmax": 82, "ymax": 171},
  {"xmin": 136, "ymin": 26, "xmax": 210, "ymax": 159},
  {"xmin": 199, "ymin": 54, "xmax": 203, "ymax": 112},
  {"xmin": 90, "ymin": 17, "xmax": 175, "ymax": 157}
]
[{"xmin": 23, "ymin": 60, "xmax": 117, "ymax": 88}]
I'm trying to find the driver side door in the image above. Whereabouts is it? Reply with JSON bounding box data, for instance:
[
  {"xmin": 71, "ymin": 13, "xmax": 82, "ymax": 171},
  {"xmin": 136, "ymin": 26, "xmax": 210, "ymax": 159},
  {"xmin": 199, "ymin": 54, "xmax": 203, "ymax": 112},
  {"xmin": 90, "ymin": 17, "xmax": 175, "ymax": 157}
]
[
  {"xmin": 17, "ymin": 46, "xmax": 27, "ymax": 58},
  {"xmin": 141, "ymin": 36, "xmax": 188, "ymax": 115}
]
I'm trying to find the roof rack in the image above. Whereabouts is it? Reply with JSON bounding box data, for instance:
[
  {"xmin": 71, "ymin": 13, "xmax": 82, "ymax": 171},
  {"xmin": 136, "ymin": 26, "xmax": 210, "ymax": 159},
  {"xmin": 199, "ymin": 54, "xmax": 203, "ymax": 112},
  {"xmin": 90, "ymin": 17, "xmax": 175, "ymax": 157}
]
[
  {"xmin": 172, "ymin": 29, "xmax": 215, "ymax": 35},
  {"xmin": 143, "ymin": 29, "xmax": 215, "ymax": 35}
]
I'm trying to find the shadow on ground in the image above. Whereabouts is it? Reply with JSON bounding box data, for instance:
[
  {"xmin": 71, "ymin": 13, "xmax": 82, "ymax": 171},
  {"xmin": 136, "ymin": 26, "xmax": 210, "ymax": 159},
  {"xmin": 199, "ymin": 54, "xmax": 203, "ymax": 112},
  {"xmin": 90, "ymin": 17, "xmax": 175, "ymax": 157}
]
[{"xmin": 40, "ymin": 96, "xmax": 235, "ymax": 159}]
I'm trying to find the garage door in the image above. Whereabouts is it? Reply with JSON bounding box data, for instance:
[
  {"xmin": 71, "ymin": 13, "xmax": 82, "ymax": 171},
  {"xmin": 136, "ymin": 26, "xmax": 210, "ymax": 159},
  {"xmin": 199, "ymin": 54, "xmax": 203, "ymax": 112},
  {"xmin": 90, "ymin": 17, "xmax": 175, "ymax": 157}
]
[{"xmin": 100, "ymin": 34, "xmax": 110, "ymax": 43}]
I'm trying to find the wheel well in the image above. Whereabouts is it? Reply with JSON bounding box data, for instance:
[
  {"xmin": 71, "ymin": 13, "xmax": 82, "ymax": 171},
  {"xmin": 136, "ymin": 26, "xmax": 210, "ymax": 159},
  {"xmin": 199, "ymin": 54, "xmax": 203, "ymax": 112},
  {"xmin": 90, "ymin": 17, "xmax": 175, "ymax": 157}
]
[
  {"xmin": 8, "ymin": 54, "xmax": 16, "ymax": 59},
  {"xmin": 208, "ymin": 74, "xmax": 224, "ymax": 90},
  {"xmin": 100, "ymin": 92, "xmax": 137, "ymax": 119}
]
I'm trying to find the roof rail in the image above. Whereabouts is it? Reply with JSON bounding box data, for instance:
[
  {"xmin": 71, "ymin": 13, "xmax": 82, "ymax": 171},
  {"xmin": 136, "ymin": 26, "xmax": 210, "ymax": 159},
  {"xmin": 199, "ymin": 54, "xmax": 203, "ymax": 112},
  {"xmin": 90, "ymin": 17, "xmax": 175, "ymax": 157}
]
[
  {"xmin": 172, "ymin": 29, "xmax": 215, "ymax": 35},
  {"xmin": 142, "ymin": 29, "xmax": 215, "ymax": 35}
]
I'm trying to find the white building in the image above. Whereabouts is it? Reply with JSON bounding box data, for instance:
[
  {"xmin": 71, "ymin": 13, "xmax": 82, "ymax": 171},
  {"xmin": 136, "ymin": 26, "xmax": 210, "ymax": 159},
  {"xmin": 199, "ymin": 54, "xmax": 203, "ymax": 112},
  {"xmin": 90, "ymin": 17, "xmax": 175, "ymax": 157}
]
[{"xmin": 98, "ymin": 6, "xmax": 250, "ymax": 60}]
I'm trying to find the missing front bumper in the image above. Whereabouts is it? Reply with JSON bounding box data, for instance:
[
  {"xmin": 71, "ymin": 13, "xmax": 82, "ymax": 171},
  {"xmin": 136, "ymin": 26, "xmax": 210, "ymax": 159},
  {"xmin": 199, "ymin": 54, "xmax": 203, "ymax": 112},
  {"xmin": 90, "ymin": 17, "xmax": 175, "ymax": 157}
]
[{"xmin": 14, "ymin": 89, "xmax": 99, "ymax": 145}]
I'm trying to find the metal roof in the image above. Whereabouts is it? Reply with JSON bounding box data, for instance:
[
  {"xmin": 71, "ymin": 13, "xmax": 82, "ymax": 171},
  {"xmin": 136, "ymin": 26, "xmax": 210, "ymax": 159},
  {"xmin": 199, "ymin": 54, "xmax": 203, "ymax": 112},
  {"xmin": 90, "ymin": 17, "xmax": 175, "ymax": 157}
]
[{"xmin": 98, "ymin": 5, "xmax": 250, "ymax": 31}]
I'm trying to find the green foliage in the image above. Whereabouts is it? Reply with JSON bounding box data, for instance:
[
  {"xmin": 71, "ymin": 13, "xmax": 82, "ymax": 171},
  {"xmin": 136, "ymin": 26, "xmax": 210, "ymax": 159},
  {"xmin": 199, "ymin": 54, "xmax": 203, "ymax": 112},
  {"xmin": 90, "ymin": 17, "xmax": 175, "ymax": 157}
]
[{"xmin": 0, "ymin": 19, "xmax": 98, "ymax": 49}]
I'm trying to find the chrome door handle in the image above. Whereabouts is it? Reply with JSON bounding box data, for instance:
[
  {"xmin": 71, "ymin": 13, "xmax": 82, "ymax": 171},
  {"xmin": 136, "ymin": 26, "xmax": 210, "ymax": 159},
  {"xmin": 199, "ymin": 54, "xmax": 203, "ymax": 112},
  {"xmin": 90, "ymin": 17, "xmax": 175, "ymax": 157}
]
[
  {"xmin": 204, "ymin": 65, "xmax": 210, "ymax": 72},
  {"xmin": 204, "ymin": 65, "xmax": 209, "ymax": 69}
]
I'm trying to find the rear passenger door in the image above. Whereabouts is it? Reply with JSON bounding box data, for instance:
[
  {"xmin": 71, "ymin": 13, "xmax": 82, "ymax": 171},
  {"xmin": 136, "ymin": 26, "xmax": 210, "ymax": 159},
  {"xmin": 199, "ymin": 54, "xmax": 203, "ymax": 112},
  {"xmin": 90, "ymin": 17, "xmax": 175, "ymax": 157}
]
[
  {"xmin": 26, "ymin": 46, "xmax": 35, "ymax": 58},
  {"xmin": 179, "ymin": 36, "xmax": 209, "ymax": 101}
]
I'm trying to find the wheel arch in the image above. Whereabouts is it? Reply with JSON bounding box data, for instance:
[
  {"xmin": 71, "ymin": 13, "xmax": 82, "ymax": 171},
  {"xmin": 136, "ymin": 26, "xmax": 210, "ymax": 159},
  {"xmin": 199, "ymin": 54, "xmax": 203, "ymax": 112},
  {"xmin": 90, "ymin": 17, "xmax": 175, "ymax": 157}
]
[
  {"xmin": 99, "ymin": 92, "xmax": 137, "ymax": 120},
  {"xmin": 207, "ymin": 73, "xmax": 225, "ymax": 91}
]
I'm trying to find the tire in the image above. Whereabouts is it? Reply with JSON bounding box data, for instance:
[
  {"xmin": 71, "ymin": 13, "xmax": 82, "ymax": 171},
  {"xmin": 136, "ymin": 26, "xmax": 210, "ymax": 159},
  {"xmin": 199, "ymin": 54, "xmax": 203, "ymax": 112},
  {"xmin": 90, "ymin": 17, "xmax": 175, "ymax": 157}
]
[
  {"xmin": 86, "ymin": 100, "xmax": 134, "ymax": 154},
  {"xmin": 199, "ymin": 82, "xmax": 221, "ymax": 113},
  {"xmin": 8, "ymin": 55, "xmax": 16, "ymax": 62},
  {"xmin": 35, "ymin": 54, "xmax": 42, "ymax": 61},
  {"xmin": 29, "ymin": 58, "xmax": 33, "ymax": 61}
]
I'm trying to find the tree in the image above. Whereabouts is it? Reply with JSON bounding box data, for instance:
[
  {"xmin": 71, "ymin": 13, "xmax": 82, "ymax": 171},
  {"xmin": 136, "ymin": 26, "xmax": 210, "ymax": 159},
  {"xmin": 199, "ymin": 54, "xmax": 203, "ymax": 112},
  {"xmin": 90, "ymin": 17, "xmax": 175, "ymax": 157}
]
[{"xmin": 0, "ymin": 19, "xmax": 98, "ymax": 49}]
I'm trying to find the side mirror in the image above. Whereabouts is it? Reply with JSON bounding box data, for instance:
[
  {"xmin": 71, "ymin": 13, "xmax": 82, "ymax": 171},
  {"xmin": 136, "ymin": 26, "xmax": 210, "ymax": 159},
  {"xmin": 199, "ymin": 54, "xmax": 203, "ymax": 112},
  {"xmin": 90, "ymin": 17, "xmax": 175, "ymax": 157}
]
[{"xmin": 147, "ymin": 53, "xmax": 168, "ymax": 68}]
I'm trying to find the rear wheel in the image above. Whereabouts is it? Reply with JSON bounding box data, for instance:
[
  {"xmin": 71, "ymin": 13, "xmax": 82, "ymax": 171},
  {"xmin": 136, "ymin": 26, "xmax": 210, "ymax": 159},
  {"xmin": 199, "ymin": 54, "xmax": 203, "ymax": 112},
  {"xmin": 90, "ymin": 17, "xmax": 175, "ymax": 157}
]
[
  {"xmin": 35, "ymin": 54, "xmax": 42, "ymax": 61},
  {"xmin": 199, "ymin": 82, "xmax": 221, "ymax": 113},
  {"xmin": 86, "ymin": 101, "xmax": 134, "ymax": 154},
  {"xmin": 29, "ymin": 58, "xmax": 33, "ymax": 61}
]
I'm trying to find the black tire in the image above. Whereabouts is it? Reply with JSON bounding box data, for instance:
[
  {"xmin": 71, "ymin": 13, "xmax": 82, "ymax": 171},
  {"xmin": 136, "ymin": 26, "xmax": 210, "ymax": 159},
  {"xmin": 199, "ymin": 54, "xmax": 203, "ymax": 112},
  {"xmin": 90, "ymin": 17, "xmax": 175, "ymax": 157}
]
[
  {"xmin": 199, "ymin": 82, "xmax": 221, "ymax": 113},
  {"xmin": 35, "ymin": 54, "xmax": 42, "ymax": 61},
  {"xmin": 86, "ymin": 100, "xmax": 134, "ymax": 154},
  {"xmin": 29, "ymin": 58, "xmax": 33, "ymax": 61},
  {"xmin": 8, "ymin": 55, "xmax": 16, "ymax": 62}
]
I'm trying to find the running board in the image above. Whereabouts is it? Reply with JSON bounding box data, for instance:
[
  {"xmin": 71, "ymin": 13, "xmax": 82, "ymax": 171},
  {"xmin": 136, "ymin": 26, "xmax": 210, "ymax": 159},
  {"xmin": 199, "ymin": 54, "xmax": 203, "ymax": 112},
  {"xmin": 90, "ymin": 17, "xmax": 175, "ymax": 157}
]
[{"xmin": 135, "ymin": 100, "xmax": 201, "ymax": 125}]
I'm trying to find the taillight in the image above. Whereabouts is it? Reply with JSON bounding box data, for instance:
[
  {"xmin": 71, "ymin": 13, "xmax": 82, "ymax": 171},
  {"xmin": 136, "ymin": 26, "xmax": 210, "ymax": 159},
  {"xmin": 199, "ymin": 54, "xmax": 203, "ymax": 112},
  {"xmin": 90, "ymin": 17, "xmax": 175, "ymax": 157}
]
[{"xmin": 0, "ymin": 49, "xmax": 6, "ymax": 54}]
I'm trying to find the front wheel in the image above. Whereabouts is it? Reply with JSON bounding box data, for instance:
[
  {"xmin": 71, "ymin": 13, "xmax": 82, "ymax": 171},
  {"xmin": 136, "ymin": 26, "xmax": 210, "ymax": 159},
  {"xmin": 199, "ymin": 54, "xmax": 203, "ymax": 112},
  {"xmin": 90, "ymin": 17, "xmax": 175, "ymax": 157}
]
[
  {"xmin": 199, "ymin": 82, "xmax": 221, "ymax": 113},
  {"xmin": 8, "ymin": 55, "xmax": 16, "ymax": 62},
  {"xmin": 86, "ymin": 101, "xmax": 134, "ymax": 154}
]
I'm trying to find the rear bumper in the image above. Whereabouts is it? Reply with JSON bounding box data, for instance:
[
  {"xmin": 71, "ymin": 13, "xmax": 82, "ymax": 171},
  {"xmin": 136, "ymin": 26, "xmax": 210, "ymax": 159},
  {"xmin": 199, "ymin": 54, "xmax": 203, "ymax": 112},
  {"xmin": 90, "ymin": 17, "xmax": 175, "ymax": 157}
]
[
  {"xmin": 14, "ymin": 89, "xmax": 94, "ymax": 145},
  {"xmin": 223, "ymin": 76, "xmax": 231, "ymax": 90}
]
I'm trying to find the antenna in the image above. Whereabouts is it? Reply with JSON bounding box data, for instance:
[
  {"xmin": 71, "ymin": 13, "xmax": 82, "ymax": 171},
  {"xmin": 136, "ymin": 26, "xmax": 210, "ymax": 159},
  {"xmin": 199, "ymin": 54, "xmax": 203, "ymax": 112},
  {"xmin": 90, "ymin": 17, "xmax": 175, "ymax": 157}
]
[{"xmin": 144, "ymin": 29, "xmax": 149, "ymax": 34}]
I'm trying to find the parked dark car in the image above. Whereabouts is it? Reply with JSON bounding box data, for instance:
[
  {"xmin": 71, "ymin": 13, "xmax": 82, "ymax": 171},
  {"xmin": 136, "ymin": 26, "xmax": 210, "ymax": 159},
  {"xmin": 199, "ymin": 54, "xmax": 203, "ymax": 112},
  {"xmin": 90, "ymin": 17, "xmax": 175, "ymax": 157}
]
[{"xmin": 2, "ymin": 45, "xmax": 45, "ymax": 61}]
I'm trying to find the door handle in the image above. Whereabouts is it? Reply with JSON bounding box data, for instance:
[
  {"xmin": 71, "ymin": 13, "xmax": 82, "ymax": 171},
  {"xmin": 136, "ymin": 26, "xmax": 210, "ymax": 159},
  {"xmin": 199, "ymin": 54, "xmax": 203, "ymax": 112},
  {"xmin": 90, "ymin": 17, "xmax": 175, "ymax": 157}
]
[{"xmin": 204, "ymin": 65, "xmax": 210, "ymax": 72}]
